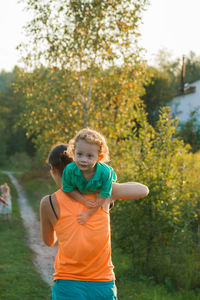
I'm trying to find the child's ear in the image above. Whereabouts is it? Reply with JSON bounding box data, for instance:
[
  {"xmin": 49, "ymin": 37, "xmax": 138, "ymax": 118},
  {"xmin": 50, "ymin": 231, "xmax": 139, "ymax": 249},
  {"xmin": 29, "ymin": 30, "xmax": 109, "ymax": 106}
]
[{"xmin": 99, "ymin": 155, "xmax": 104, "ymax": 161}]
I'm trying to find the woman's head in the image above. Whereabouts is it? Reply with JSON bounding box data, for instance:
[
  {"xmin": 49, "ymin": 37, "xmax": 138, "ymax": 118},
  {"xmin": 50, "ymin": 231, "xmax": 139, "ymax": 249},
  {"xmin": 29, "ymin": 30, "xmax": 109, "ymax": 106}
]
[
  {"xmin": 67, "ymin": 128, "xmax": 109, "ymax": 163},
  {"xmin": 48, "ymin": 144, "xmax": 73, "ymax": 176}
]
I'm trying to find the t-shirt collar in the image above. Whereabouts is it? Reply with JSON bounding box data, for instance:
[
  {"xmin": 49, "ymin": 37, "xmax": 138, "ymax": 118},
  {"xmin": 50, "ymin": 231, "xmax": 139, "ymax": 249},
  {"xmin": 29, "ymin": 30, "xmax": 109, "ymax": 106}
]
[{"xmin": 74, "ymin": 162, "xmax": 101, "ymax": 181}]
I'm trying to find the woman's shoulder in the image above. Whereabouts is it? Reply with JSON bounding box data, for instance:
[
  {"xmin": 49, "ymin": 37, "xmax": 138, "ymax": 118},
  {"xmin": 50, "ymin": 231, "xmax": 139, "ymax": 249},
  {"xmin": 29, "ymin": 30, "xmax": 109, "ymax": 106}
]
[
  {"xmin": 40, "ymin": 193, "xmax": 60, "ymax": 220},
  {"xmin": 40, "ymin": 195, "xmax": 50, "ymax": 210},
  {"xmin": 40, "ymin": 193, "xmax": 58, "ymax": 205}
]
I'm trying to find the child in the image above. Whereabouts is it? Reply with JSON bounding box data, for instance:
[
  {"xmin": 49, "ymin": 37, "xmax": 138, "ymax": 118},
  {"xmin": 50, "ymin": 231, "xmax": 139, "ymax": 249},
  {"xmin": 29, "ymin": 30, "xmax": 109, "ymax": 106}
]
[
  {"xmin": 0, "ymin": 183, "xmax": 12, "ymax": 221},
  {"xmin": 62, "ymin": 128, "xmax": 117, "ymax": 224}
]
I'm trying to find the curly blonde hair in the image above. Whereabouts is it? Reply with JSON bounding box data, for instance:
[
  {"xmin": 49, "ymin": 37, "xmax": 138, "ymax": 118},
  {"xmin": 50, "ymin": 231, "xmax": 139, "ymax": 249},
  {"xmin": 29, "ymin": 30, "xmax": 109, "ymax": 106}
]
[{"xmin": 67, "ymin": 128, "xmax": 110, "ymax": 163}]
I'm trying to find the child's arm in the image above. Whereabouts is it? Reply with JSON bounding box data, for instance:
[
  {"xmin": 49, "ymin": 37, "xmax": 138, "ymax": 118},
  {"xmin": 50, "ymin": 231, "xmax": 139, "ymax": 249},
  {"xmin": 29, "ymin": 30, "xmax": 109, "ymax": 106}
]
[
  {"xmin": 67, "ymin": 190, "xmax": 97, "ymax": 208},
  {"xmin": 77, "ymin": 194, "xmax": 108, "ymax": 225},
  {"xmin": 78, "ymin": 182, "xmax": 149, "ymax": 224},
  {"xmin": 77, "ymin": 186, "xmax": 111, "ymax": 225},
  {"xmin": 77, "ymin": 165, "xmax": 116, "ymax": 225},
  {"xmin": 0, "ymin": 196, "xmax": 7, "ymax": 205}
]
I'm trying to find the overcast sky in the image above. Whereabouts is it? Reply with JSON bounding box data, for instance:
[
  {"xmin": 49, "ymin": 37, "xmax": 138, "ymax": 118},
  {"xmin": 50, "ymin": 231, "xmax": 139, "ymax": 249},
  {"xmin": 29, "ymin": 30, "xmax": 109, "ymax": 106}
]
[{"xmin": 0, "ymin": 0, "xmax": 200, "ymax": 71}]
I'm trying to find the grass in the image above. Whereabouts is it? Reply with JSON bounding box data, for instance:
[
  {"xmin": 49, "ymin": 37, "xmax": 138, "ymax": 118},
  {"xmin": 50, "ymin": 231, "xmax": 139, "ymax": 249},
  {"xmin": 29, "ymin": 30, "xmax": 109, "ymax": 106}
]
[
  {"xmin": 0, "ymin": 173, "xmax": 50, "ymax": 300},
  {"xmin": 19, "ymin": 172, "xmax": 57, "ymax": 218},
  {"xmin": 4, "ymin": 171, "xmax": 200, "ymax": 300},
  {"xmin": 112, "ymin": 248, "xmax": 200, "ymax": 300}
]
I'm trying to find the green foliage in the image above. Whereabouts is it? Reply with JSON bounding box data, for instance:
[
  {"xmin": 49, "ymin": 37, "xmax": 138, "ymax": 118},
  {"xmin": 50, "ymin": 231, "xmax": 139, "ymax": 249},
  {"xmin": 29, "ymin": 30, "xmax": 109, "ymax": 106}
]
[
  {"xmin": 0, "ymin": 69, "xmax": 35, "ymax": 166},
  {"xmin": 111, "ymin": 107, "xmax": 200, "ymax": 289},
  {"xmin": 184, "ymin": 51, "xmax": 200, "ymax": 84},
  {"xmin": 0, "ymin": 70, "xmax": 15, "ymax": 92},
  {"xmin": 8, "ymin": 152, "xmax": 32, "ymax": 171},
  {"xmin": 177, "ymin": 110, "xmax": 200, "ymax": 152},
  {"xmin": 143, "ymin": 66, "xmax": 179, "ymax": 124},
  {"xmin": 20, "ymin": 0, "xmax": 149, "ymax": 70},
  {"xmin": 17, "ymin": 58, "xmax": 150, "ymax": 158},
  {"xmin": 19, "ymin": 173, "xmax": 57, "ymax": 218},
  {"xmin": 17, "ymin": 0, "xmax": 150, "ymax": 156},
  {"xmin": 142, "ymin": 50, "xmax": 181, "ymax": 124}
]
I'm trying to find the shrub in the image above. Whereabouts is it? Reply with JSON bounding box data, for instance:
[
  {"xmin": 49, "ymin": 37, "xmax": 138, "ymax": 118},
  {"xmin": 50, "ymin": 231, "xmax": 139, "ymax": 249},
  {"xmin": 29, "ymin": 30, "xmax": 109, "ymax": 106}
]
[{"xmin": 111, "ymin": 107, "xmax": 200, "ymax": 289}]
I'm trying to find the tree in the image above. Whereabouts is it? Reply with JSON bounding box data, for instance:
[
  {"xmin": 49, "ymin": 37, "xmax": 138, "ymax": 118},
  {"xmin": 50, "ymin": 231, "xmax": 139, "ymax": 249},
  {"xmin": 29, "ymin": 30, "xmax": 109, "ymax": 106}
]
[
  {"xmin": 184, "ymin": 51, "xmax": 200, "ymax": 84},
  {"xmin": 142, "ymin": 49, "xmax": 180, "ymax": 124},
  {"xmin": 17, "ymin": 0, "xmax": 150, "ymax": 156},
  {"xmin": 0, "ymin": 69, "xmax": 35, "ymax": 166},
  {"xmin": 177, "ymin": 109, "xmax": 200, "ymax": 152}
]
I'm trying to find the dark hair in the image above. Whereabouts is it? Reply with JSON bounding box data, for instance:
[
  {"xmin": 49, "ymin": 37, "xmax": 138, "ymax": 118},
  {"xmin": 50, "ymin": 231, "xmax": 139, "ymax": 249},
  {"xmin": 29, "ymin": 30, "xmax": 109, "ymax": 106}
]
[{"xmin": 48, "ymin": 144, "xmax": 73, "ymax": 175}]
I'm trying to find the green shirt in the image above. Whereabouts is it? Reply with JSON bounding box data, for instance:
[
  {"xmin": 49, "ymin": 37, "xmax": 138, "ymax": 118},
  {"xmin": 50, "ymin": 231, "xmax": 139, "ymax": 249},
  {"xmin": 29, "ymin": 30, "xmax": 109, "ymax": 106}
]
[{"xmin": 62, "ymin": 161, "xmax": 117, "ymax": 198}]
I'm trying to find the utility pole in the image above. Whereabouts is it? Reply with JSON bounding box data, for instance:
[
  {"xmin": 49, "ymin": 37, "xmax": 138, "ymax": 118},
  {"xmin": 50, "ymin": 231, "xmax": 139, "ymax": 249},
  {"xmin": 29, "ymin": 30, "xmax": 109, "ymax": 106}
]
[{"xmin": 179, "ymin": 55, "xmax": 186, "ymax": 94}]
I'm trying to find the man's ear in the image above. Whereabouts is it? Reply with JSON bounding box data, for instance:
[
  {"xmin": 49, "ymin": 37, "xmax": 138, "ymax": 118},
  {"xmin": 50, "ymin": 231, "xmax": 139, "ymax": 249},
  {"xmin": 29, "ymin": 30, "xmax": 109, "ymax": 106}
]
[{"xmin": 99, "ymin": 155, "xmax": 104, "ymax": 161}]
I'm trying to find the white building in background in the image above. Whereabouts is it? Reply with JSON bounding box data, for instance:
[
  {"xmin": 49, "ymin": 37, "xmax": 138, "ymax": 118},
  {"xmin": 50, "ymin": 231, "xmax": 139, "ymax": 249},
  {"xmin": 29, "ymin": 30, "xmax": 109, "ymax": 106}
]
[{"xmin": 169, "ymin": 80, "xmax": 200, "ymax": 124}]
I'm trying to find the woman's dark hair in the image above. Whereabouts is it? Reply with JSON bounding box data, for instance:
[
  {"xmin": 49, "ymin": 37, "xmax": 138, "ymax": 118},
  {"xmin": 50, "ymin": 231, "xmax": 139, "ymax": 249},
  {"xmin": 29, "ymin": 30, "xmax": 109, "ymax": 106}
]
[{"xmin": 48, "ymin": 144, "xmax": 73, "ymax": 175}]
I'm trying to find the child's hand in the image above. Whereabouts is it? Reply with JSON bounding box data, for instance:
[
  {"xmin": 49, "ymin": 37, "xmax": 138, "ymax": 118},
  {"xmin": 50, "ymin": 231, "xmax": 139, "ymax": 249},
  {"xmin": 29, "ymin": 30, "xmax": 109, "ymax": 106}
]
[
  {"xmin": 84, "ymin": 198, "xmax": 98, "ymax": 208},
  {"xmin": 0, "ymin": 196, "xmax": 7, "ymax": 205},
  {"xmin": 77, "ymin": 211, "xmax": 90, "ymax": 225}
]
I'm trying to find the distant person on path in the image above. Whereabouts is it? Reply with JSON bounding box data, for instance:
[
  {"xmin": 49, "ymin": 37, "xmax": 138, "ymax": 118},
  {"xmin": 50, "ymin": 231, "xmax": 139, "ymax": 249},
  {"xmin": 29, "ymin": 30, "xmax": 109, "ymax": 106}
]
[
  {"xmin": 40, "ymin": 143, "xmax": 149, "ymax": 300},
  {"xmin": 62, "ymin": 128, "xmax": 117, "ymax": 224},
  {"xmin": 0, "ymin": 195, "xmax": 7, "ymax": 205},
  {"xmin": 0, "ymin": 183, "xmax": 12, "ymax": 221}
]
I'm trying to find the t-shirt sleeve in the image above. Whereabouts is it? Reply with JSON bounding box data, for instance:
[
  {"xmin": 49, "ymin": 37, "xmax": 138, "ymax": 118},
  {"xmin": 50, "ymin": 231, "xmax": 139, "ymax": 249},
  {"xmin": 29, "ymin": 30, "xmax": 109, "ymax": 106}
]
[
  {"xmin": 99, "ymin": 166, "xmax": 117, "ymax": 199},
  {"xmin": 62, "ymin": 165, "xmax": 75, "ymax": 192}
]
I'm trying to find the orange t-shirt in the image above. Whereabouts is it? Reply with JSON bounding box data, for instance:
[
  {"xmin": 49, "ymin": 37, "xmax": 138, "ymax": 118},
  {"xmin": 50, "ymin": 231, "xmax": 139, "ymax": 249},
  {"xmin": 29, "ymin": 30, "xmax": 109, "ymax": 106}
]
[{"xmin": 53, "ymin": 189, "xmax": 115, "ymax": 281}]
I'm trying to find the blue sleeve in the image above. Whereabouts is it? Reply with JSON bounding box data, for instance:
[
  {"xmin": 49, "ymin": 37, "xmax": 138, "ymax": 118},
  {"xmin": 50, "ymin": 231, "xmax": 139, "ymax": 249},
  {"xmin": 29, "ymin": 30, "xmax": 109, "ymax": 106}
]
[
  {"xmin": 62, "ymin": 164, "xmax": 75, "ymax": 192},
  {"xmin": 99, "ymin": 166, "xmax": 117, "ymax": 199}
]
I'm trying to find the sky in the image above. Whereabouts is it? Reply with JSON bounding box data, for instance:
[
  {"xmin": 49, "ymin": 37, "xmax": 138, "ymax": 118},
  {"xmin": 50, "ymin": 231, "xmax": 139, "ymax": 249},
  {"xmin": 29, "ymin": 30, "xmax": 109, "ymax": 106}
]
[
  {"xmin": 140, "ymin": 0, "xmax": 200, "ymax": 64},
  {"xmin": 0, "ymin": 0, "xmax": 200, "ymax": 72}
]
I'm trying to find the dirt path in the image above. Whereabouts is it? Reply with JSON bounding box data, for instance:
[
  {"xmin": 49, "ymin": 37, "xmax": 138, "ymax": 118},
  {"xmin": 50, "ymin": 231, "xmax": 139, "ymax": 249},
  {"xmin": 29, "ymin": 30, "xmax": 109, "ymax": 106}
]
[{"xmin": 2, "ymin": 171, "xmax": 57, "ymax": 287}]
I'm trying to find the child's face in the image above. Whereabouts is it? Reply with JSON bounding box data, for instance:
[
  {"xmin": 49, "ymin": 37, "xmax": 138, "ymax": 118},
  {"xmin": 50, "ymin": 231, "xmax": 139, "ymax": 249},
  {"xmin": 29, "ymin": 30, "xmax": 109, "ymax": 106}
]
[
  {"xmin": 74, "ymin": 139, "xmax": 100, "ymax": 172},
  {"xmin": 1, "ymin": 185, "xmax": 7, "ymax": 194}
]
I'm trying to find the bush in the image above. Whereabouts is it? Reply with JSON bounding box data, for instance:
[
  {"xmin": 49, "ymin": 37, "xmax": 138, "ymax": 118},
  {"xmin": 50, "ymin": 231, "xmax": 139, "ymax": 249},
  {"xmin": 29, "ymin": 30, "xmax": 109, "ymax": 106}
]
[
  {"xmin": 8, "ymin": 152, "xmax": 32, "ymax": 171},
  {"xmin": 111, "ymin": 107, "xmax": 200, "ymax": 289}
]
